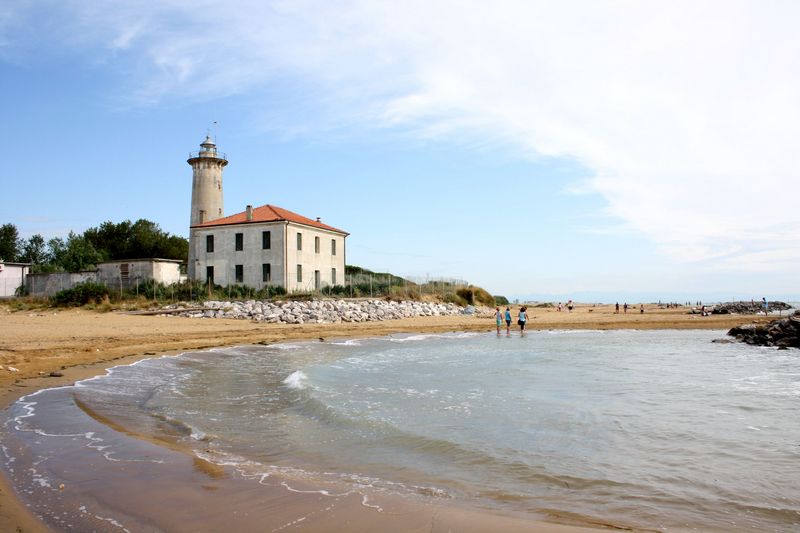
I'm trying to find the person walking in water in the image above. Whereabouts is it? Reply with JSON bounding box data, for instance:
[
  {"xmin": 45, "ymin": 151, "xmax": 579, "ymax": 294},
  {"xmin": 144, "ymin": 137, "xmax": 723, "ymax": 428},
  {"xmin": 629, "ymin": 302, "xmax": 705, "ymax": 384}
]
[
  {"xmin": 495, "ymin": 307, "xmax": 503, "ymax": 335},
  {"xmin": 504, "ymin": 307, "xmax": 512, "ymax": 335},
  {"xmin": 518, "ymin": 306, "xmax": 527, "ymax": 334}
]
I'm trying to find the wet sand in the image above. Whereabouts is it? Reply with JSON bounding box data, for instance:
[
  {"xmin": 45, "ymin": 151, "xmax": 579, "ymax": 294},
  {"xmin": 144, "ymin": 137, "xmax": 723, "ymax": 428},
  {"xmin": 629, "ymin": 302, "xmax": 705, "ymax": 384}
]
[{"xmin": 0, "ymin": 302, "xmax": 769, "ymax": 532}]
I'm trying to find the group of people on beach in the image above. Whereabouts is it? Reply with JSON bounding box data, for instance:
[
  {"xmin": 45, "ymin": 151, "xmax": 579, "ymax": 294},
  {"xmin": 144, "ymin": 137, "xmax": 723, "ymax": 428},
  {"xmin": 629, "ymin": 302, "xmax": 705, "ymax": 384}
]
[
  {"xmin": 614, "ymin": 302, "xmax": 644, "ymax": 314},
  {"xmin": 555, "ymin": 300, "xmax": 574, "ymax": 312},
  {"xmin": 495, "ymin": 306, "xmax": 528, "ymax": 335}
]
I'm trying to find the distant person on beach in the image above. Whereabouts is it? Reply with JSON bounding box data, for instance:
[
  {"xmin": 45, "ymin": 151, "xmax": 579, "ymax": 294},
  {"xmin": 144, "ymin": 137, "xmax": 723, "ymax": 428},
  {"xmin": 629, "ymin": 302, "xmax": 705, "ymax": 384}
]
[
  {"xmin": 640, "ymin": 304, "xmax": 644, "ymax": 314},
  {"xmin": 615, "ymin": 302, "xmax": 620, "ymax": 314},
  {"xmin": 557, "ymin": 302, "xmax": 562, "ymax": 312},
  {"xmin": 518, "ymin": 306, "xmax": 527, "ymax": 333},
  {"xmin": 495, "ymin": 307, "xmax": 503, "ymax": 334},
  {"xmin": 762, "ymin": 297, "xmax": 768, "ymax": 315},
  {"xmin": 623, "ymin": 302, "xmax": 628, "ymax": 313},
  {"xmin": 567, "ymin": 300, "xmax": 574, "ymax": 313},
  {"xmin": 504, "ymin": 307, "xmax": 512, "ymax": 334}
]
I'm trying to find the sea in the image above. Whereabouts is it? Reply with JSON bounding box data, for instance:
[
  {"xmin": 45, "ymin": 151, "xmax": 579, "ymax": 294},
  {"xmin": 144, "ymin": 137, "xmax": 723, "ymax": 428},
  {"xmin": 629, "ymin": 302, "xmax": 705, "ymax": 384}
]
[{"xmin": 2, "ymin": 329, "xmax": 799, "ymax": 531}]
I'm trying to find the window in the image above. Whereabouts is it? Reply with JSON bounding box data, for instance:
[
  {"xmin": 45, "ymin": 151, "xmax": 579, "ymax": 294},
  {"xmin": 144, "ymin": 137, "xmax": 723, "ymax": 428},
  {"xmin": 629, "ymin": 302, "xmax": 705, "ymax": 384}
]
[
  {"xmin": 206, "ymin": 235, "xmax": 214, "ymax": 253},
  {"xmin": 331, "ymin": 267, "xmax": 336, "ymax": 285},
  {"xmin": 315, "ymin": 236, "xmax": 320, "ymax": 253},
  {"xmin": 235, "ymin": 233, "xmax": 243, "ymax": 251},
  {"xmin": 206, "ymin": 266, "xmax": 214, "ymax": 285},
  {"xmin": 331, "ymin": 239, "xmax": 336, "ymax": 256},
  {"xmin": 235, "ymin": 264, "xmax": 244, "ymax": 283},
  {"xmin": 314, "ymin": 270, "xmax": 321, "ymax": 289},
  {"xmin": 296, "ymin": 232, "xmax": 302, "ymax": 251},
  {"xmin": 262, "ymin": 263, "xmax": 271, "ymax": 283},
  {"xmin": 296, "ymin": 264, "xmax": 302, "ymax": 283},
  {"xmin": 199, "ymin": 210, "xmax": 206, "ymax": 223},
  {"xmin": 262, "ymin": 231, "xmax": 271, "ymax": 250}
]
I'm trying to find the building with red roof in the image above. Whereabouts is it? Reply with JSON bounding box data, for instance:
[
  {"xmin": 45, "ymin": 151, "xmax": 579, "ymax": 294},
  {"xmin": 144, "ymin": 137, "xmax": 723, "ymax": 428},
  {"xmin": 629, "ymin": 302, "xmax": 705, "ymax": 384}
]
[{"xmin": 186, "ymin": 137, "xmax": 347, "ymax": 292}]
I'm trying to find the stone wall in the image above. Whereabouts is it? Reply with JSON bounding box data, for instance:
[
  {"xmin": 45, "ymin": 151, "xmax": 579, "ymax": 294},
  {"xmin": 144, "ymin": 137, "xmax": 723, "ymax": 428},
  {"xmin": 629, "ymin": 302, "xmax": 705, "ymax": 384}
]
[{"xmin": 164, "ymin": 299, "xmax": 465, "ymax": 324}]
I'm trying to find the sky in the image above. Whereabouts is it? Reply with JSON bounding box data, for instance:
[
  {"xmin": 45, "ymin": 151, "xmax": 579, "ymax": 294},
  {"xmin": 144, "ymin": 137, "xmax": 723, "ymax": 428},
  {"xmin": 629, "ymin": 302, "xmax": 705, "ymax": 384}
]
[{"xmin": 2, "ymin": 0, "xmax": 799, "ymax": 302}]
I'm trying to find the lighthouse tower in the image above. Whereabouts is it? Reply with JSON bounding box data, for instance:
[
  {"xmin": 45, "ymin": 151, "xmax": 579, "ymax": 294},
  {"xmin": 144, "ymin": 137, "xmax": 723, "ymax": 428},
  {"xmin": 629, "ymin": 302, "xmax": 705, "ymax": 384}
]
[
  {"xmin": 187, "ymin": 136, "xmax": 228, "ymax": 280},
  {"xmin": 188, "ymin": 135, "xmax": 228, "ymax": 226}
]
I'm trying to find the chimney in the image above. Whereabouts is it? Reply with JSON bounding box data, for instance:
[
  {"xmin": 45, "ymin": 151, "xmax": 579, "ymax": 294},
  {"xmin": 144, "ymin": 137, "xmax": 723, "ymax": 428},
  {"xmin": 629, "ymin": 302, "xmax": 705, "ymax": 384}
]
[
  {"xmin": 246, "ymin": 205, "xmax": 253, "ymax": 221},
  {"xmin": 316, "ymin": 217, "xmax": 321, "ymax": 222}
]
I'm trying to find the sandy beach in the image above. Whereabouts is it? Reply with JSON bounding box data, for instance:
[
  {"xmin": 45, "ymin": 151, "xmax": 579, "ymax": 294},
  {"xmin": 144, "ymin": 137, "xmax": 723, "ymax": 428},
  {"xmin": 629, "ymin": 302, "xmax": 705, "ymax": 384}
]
[{"xmin": 0, "ymin": 302, "xmax": 772, "ymax": 532}]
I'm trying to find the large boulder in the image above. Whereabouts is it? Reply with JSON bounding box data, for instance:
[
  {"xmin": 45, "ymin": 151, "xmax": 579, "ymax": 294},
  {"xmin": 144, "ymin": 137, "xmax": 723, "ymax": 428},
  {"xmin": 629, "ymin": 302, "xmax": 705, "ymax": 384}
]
[{"xmin": 727, "ymin": 311, "xmax": 800, "ymax": 348}]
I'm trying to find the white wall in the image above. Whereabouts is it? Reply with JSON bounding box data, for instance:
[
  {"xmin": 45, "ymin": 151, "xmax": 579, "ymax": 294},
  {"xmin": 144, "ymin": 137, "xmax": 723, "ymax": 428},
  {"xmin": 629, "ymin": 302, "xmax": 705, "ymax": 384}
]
[
  {"xmin": 190, "ymin": 221, "xmax": 287, "ymax": 289},
  {"xmin": 0, "ymin": 263, "xmax": 29, "ymax": 297},
  {"xmin": 285, "ymin": 223, "xmax": 346, "ymax": 292}
]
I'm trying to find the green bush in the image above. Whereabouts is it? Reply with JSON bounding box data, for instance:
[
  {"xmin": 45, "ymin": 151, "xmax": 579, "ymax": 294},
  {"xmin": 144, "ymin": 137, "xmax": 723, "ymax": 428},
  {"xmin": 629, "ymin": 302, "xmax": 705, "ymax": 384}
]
[
  {"xmin": 444, "ymin": 292, "xmax": 468, "ymax": 306},
  {"xmin": 52, "ymin": 282, "xmax": 109, "ymax": 307},
  {"xmin": 456, "ymin": 287, "xmax": 474, "ymax": 305},
  {"xmin": 494, "ymin": 295, "xmax": 509, "ymax": 305},
  {"xmin": 471, "ymin": 286, "xmax": 496, "ymax": 307},
  {"xmin": 320, "ymin": 284, "xmax": 348, "ymax": 297}
]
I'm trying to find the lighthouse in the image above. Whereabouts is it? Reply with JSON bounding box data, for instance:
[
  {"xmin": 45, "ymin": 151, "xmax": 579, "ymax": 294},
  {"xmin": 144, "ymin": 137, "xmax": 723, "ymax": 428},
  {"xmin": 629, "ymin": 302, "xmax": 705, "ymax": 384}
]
[
  {"xmin": 187, "ymin": 136, "xmax": 228, "ymax": 279},
  {"xmin": 187, "ymin": 135, "xmax": 228, "ymax": 226}
]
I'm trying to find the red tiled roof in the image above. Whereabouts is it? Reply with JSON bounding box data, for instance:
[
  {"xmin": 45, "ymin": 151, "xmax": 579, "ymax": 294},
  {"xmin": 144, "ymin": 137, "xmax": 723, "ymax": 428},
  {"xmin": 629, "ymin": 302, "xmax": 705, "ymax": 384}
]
[{"xmin": 192, "ymin": 204, "xmax": 348, "ymax": 234}]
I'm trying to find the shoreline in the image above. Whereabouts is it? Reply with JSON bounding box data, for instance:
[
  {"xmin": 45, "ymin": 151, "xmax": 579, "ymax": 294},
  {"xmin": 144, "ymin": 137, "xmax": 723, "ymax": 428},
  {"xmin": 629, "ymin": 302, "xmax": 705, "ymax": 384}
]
[{"xmin": 0, "ymin": 303, "xmax": 774, "ymax": 532}]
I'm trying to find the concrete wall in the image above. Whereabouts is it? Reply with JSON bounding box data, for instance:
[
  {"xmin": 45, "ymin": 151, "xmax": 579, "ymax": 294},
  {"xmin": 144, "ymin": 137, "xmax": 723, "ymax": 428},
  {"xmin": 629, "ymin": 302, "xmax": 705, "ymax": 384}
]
[
  {"xmin": 0, "ymin": 263, "xmax": 29, "ymax": 297},
  {"xmin": 189, "ymin": 222, "xmax": 346, "ymax": 292},
  {"xmin": 153, "ymin": 261, "xmax": 183, "ymax": 284},
  {"xmin": 26, "ymin": 271, "xmax": 96, "ymax": 298}
]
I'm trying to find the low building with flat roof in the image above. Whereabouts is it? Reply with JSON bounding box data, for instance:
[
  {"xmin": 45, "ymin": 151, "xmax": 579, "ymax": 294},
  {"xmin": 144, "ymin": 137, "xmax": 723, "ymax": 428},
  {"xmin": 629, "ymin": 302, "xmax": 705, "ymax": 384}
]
[{"xmin": 0, "ymin": 261, "xmax": 30, "ymax": 297}]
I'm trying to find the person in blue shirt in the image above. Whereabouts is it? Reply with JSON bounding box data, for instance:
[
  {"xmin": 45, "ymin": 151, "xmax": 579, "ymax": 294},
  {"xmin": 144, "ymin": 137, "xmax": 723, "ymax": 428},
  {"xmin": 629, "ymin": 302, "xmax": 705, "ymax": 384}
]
[
  {"xmin": 518, "ymin": 306, "xmax": 527, "ymax": 334},
  {"xmin": 504, "ymin": 307, "xmax": 512, "ymax": 335}
]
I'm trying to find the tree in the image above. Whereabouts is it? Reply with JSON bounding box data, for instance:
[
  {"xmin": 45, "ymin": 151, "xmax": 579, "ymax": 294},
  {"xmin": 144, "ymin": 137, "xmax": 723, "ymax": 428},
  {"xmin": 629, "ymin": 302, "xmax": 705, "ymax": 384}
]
[
  {"xmin": 83, "ymin": 219, "xmax": 187, "ymax": 261},
  {"xmin": 47, "ymin": 237, "xmax": 66, "ymax": 268},
  {"xmin": 19, "ymin": 234, "xmax": 48, "ymax": 265},
  {"xmin": 0, "ymin": 223, "xmax": 20, "ymax": 262},
  {"xmin": 83, "ymin": 220, "xmax": 132, "ymax": 260},
  {"xmin": 60, "ymin": 232, "xmax": 102, "ymax": 272}
]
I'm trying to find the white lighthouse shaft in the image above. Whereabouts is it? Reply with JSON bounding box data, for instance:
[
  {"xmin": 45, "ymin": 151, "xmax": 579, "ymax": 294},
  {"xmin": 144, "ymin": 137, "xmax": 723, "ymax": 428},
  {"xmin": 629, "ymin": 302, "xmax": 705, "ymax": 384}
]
[{"xmin": 188, "ymin": 136, "xmax": 228, "ymax": 227}]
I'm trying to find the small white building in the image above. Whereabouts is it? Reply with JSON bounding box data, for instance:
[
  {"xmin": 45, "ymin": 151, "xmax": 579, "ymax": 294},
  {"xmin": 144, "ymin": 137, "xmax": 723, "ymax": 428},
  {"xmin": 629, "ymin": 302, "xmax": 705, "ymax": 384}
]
[
  {"xmin": 97, "ymin": 259, "xmax": 183, "ymax": 287},
  {"xmin": 184, "ymin": 136, "xmax": 348, "ymax": 292},
  {"xmin": 189, "ymin": 204, "xmax": 347, "ymax": 292},
  {"xmin": 0, "ymin": 261, "xmax": 30, "ymax": 297}
]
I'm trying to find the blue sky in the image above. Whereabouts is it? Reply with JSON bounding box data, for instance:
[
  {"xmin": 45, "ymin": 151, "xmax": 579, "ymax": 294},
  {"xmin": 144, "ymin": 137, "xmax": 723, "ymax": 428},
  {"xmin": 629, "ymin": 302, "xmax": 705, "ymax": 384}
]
[{"xmin": 2, "ymin": 1, "xmax": 799, "ymax": 302}]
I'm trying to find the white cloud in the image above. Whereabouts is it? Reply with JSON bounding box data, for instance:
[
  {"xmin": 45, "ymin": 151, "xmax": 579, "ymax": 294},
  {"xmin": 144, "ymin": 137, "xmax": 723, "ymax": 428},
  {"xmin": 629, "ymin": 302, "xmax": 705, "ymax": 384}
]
[{"xmin": 6, "ymin": 0, "xmax": 800, "ymax": 271}]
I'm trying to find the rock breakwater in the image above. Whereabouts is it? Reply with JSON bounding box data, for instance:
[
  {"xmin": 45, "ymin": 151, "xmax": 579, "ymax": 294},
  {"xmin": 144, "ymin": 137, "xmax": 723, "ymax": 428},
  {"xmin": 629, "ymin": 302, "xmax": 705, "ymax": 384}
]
[
  {"xmin": 727, "ymin": 311, "xmax": 800, "ymax": 348},
  {"xmin": 711, "ymin": 301, "xmax": 792, "ymax": 314},
  {"xmin": 163, "ymin": 299, "xmax": 465, "ymax": 324}
]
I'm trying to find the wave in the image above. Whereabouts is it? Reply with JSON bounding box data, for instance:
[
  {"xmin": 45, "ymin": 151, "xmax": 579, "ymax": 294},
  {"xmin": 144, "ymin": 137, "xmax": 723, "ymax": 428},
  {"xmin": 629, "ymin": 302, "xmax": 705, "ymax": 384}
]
[
  {"xmin": 389, "ymin": 332, "xmax": 481, "ymax": 343},
  {"xmin": 283, "ymin": 370, "xmax": 310, "ymax": 390}
]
